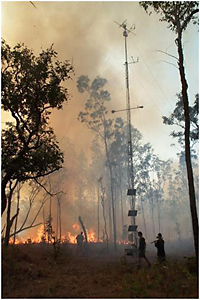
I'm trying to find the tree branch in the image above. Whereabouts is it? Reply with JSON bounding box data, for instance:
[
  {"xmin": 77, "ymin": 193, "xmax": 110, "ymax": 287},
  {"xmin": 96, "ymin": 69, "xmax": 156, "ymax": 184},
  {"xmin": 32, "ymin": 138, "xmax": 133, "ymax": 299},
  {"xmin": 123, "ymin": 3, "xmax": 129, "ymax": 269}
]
[
  {"xmin": 9, "ymin": 208, "xmax": 20, "ymax": 230},
  {"xmin": 181, "ymin": 8, "xmax": 199, "ymax": 31},
  {"xmin": 34, "ymin": 178, "xmax": 66, "ymax": 197},
  {"xmin": 18, "ymin": 187, "xmax": 41, "ymax": 230},
  {"xmin": 9, "ymin": 222, "xmax": 42, "ymax": 238},
  {"xmin": 155, "ymin": 49, "xmax": 178, "ymax": 61},
  {"xmin": 157, "ymin": 60, "xmax": 179, "ymax": 69}
]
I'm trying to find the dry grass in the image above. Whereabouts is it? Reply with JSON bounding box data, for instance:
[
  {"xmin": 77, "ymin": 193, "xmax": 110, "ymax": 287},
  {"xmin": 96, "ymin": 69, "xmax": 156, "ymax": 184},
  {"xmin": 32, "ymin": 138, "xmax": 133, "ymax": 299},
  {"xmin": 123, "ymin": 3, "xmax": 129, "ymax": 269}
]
[{"xmin": 2, "ymin": 243, "xmax": 198, "ymax": 298}]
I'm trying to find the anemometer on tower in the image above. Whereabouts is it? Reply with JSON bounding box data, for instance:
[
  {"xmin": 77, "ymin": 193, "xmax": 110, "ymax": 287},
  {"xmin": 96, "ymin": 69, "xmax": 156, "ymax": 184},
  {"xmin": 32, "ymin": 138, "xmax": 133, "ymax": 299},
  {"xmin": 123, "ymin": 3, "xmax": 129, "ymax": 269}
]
[{"xmin": 114, "ymin": 20, "xmax": 143, "ymax": 254}]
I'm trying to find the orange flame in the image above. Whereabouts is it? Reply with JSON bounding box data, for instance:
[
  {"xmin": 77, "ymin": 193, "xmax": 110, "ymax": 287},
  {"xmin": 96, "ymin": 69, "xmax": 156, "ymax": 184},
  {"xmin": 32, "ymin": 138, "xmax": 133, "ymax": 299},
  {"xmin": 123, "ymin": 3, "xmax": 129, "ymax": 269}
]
[
  {"xmin": 9, "ymin": 224, "xmax": 45, "ymax": 244},
  {"xmin": 72, "ymin": 223, "xmax": 80, "ymax": 230},
  {"xmin": 65, "ymin": 231, "xmax": 77, "ymax": 244},
  {"xmin": 37, "ymin": 224, "xmax": 45, "ymax": 241},
  {"xmin": 9, "ymin": 224, "xmax": 116, "ymax": 245}
]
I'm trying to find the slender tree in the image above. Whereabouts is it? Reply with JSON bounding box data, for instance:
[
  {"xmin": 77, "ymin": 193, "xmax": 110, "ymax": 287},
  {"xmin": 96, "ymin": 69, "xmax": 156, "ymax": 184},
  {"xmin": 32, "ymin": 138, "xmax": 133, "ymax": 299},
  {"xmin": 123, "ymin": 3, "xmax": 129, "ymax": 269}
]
[
  {"xmin": 99, "ymin": 177, "xmax": 109, "ymax": 250},
  {"xmin": 77, "ymin": 75, "xmax": 117, "ymax": 250},
  {"xmin": 140, "ymin": 0, "xmax": 199, "ymax": 262}
]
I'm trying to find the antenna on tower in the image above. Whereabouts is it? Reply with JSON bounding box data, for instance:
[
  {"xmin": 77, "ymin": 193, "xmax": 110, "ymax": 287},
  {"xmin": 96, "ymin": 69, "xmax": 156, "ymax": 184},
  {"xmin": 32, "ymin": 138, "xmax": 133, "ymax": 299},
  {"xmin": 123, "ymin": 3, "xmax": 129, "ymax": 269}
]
[
  {"xmin": 114, "ymin": 20, "xmax": 136, "ymax": 36},
  {"xmin": 131, "ymin": 56, "xmax": 139, "ymax": 63}
]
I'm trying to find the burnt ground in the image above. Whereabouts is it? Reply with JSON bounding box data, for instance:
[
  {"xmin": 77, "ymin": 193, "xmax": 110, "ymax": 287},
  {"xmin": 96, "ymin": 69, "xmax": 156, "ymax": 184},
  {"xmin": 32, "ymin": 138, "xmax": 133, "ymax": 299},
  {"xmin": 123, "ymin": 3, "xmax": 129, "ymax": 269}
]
[{"xmin": 2, "ymin": 242, "xmax": 198, "ymax": 298}]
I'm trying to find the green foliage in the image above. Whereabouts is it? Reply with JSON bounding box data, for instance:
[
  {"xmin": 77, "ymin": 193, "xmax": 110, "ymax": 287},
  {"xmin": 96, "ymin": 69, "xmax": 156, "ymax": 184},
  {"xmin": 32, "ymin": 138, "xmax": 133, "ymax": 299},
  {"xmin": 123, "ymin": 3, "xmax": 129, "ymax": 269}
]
[
  {"xmin": 2, "ymin": 124, "xmax": 64, "ymax": 181},
  {"xmin": 108, "ymin": 119, "xmax": 172, "ymax": 207},
  {"xmin": 163, "ymin": 93, "xmax": 199, "ymax": 147},
  {"xmin": 1, "ymin": 40, "xmax": 73, "ymax": 182},
  {"xmin": 77, "ymin": 75, "xmax": 174, "ymax": 237},
  {"xmin": 2, "ymin": 40, "xmax": 72, "ymax": 113},
  {"xmin": 77, "ymin": 75, "xmax": 111, "ymax": 135},
  {"xmin": 139, "ymin": 1, "xmax": 199, "ymax": 33},
  {"xmin": 1, "ymin": 39, "xmax": 73, "ymax": 215},
  {"xmin": 77, "ymin": 75, "xmax": 90, "ymax": 93}
]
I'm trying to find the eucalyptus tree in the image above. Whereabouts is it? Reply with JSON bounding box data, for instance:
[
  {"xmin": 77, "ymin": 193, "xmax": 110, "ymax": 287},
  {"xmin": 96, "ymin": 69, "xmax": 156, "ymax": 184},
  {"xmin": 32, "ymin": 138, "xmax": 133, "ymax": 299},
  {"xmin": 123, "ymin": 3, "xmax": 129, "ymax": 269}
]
[
  {"xmin": 139, "ymin": 0, "xmax": 199, "ymax": 261},
  {"xmin": 77, "ymin": 75, "xmax": 117, "ymax": 249},
  {"xmin": 107, "ymin": 117, "xmax": 127, "ymax": 236},
  {"xmin": 1, "ymin": 40, "xmax": 73, "ymax": 246},
  {"xmin": 108, "ymin": 120, "xmax": 163, "ymax": 239},
  {"xmin": 163, "ymin": 93, "xmax": 199, "ymax": 150}
]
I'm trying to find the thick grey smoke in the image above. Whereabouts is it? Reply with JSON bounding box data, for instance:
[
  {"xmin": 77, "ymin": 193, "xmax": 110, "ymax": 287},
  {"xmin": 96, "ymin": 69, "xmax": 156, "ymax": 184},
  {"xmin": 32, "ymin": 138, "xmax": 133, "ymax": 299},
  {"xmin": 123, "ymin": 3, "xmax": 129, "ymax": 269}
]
[
  {"xmin": 1, "ymin": 2, "xmax": 198, "ymax": 251},
  {"xmin": 2, "ymin": 1, "xmax": 198, "ymax": 160}
]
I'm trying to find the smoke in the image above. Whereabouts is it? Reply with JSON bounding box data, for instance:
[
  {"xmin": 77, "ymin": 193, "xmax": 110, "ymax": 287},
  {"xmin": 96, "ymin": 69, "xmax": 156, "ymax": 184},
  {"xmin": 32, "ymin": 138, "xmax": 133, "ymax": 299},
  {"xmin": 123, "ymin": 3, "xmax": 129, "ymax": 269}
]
[
  {"xmin": 1, "ymin": 2, "xmax": 198, "ymax": 247},
  {"xmin": 2, "ymin": 2, "xmax": 198, "ymax": 160}
]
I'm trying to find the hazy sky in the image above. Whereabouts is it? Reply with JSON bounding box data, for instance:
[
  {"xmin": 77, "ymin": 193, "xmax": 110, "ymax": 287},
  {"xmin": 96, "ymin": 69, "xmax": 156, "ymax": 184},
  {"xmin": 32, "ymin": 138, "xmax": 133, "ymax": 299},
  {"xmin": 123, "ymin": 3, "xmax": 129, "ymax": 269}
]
[{"xmin": 1, "ymin": 1, "xmax": 199, "ymax": 161}]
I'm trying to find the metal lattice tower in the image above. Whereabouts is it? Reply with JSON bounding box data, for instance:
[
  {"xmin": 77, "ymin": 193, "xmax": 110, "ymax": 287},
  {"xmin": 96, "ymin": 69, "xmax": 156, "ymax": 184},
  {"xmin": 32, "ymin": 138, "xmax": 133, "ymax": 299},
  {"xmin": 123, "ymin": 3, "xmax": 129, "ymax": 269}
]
[{"xmin": 116, "ymin": 20, "xmax": 138, "ymax": 246}]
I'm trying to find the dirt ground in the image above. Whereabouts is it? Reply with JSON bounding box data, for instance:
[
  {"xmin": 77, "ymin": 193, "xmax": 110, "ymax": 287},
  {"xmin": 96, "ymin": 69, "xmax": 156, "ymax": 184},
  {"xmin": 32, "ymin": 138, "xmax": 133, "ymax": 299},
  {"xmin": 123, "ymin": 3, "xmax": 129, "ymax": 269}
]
[{"xmin": 2, "ymin": 242, "xmax": 198, "ymax": 298}]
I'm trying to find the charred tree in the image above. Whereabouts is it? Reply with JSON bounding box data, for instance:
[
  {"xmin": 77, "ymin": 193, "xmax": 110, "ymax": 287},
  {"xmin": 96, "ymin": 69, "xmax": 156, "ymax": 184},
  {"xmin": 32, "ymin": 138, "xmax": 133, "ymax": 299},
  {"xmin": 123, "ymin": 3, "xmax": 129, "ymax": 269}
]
[{"xmin": 78, "ymin": 216, "xmax": 88, "ymax": 244}]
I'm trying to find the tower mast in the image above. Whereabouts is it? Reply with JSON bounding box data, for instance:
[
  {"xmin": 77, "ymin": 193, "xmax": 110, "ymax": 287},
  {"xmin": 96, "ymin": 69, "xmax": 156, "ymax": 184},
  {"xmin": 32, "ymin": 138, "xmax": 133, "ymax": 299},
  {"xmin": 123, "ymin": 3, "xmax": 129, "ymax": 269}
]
[{"xmin": 116, "ymin": 20, "xmax": 138, "ymax": 246}]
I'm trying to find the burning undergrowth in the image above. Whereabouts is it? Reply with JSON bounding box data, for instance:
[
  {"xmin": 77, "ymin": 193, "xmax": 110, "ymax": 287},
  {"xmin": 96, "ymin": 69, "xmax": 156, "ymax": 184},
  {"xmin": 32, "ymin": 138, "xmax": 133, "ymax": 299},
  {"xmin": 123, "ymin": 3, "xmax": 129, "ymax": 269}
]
[{"xmin": 10, "ymin": 223, "xmax": 105, "ymax": 245}]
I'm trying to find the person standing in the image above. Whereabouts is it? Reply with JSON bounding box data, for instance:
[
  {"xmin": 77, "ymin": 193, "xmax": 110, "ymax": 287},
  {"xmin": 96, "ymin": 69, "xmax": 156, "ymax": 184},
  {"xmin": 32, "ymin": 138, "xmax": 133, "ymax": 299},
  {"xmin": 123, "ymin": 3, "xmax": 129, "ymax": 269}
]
[
  {"xmin": 154, "ymin": 233, "xmax": 166, "ymax": 263},
  {"xmin": 138, "ymin": 231, "xmax": 151, "ymax": 268},
  {"xmin": 76, "ymin": 231, "xmax": 84, "ymax": 255}
]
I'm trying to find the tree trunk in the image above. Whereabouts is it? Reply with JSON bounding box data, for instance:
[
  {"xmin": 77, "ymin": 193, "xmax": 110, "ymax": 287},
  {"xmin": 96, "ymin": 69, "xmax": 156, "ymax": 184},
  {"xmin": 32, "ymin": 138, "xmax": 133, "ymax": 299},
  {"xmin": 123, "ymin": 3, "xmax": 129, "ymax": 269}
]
[
  {"xmin": 1, "ymin": 173, "xmax": 12, "ymax": 215},
  {"xmin": 108, "ymin": 194, "xmax": 113, "ymax": 242},
  {"xmin": 104, "ymin": 139, "xmax": 117, "ymax": 250},
  {"xmin": 120, "ymin": 188, "xmax": 125, "ymax": 241},
  {"xmin": 4, "ymin": 195, "xmax": 12, "ymax": 249},
  {"xmin": 156, "ymin": 193, "xmax": 161, "ymax": 233},
  {"xmin": 4, "ymin": 180, "xmax": 19, "ymax": 250},
  {"xmin": 56, "ymin": 196, "xmax": 61, "ymax": 242},
  {"xmin": 150, "ymin": 200, "xmax": 156, "ymax": 238},
  {"xmin": 97, "ymin": 185, "xmax": 100, "ymax": 241},
  {"xmin": 59, "ymin": 199, "xmax": 61, "ymax": 242},
  {"xmin": 101, "ymin": 113, "xmax": 117, "ymax": 250},
  {"xmin": 100, "ymin": 183, "xmax": 109, "ymax": 251},
  {"xmin": 140, "ymin": 197, "xmax": 147, "ymax": 238},
  {"xmin": 13, "ymin": 183, "xmax": 20, "ymax": 244},
  {"xmin": 176, "ymin": 30, "xmax": 199, "ymax": 263}
]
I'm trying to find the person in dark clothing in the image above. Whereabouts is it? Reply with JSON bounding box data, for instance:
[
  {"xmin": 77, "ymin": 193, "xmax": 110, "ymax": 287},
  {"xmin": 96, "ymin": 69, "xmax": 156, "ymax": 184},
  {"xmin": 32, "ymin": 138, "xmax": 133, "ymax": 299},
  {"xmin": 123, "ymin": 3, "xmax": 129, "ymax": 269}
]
[
  {"xmin": 138, "ymin": 231, "xmax": 151, "ymax": 268},
  {"xmin": 76, "ymin": 231, "xmax": 84, "ymax": 255},
  {"xmin": 154, "ymin": 233, "xmax": 166, "ymax": 263}
]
